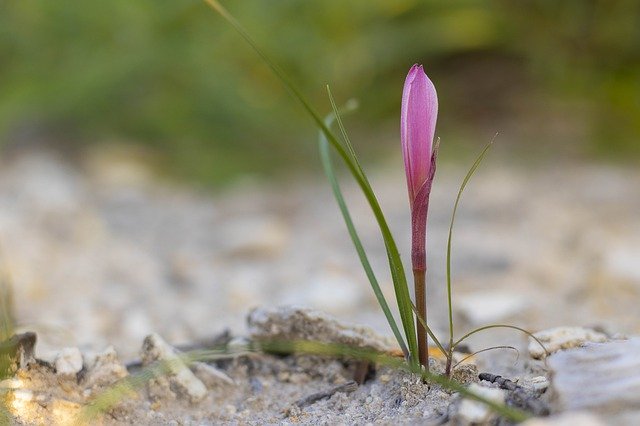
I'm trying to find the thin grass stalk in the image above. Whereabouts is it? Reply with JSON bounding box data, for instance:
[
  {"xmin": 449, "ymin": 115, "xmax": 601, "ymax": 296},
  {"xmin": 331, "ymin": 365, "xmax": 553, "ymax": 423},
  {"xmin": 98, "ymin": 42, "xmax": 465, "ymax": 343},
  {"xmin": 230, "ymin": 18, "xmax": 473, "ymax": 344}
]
[
  {"xmin": 319, "ymin": 105, "xmax": 409, "ymax": 357},
  {"xmin": 453, "ymin": 324, "xmax": 549, "ymax": 359},
  {"xmin": 445, "ymin": 139, "xmax": 494, "ymax": 376},
  {"xmin": 451, "ymin": 345, "xmax": 519, "ymax": 370}
]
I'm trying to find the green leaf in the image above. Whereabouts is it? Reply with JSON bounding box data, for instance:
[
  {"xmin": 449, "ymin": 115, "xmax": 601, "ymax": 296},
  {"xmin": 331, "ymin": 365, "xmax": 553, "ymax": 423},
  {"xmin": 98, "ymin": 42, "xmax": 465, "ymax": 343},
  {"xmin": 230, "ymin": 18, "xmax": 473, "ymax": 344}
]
[{"xmin": 319, "ymin": 101, "xmax": 408, "ymax": 357}]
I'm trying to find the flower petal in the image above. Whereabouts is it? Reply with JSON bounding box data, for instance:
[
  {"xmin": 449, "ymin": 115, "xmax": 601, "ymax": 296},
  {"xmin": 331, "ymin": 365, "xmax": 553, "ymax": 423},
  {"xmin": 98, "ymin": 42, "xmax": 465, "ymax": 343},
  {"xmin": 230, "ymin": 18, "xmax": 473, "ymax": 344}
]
[{"xmin": 400, "ymin": 64, "xmax": 438, "ymax": 207}]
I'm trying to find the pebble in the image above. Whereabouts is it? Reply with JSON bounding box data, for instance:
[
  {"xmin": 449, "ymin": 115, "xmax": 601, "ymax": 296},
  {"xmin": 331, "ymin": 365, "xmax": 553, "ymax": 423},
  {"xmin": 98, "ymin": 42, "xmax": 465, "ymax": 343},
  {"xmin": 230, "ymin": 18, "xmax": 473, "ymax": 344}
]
[
  {"xmin": 82, "ymin": 346, "xmax": 128, "ymax": 391},
  {"xmin": 528, "ymin": 376, "xmax": 550, "ymax": 392},
  {"xmin": 456, "ymin": 383, "xmax": 506, "ymax": 424},
  {"xmin": 548, "ymin": 337, "xmax": 640, "ymax": 412},
  {"xmin": 54, "ymin": 347, "xmax": 83, "ymax": 377},
  {"xmin": 141, "ymin": 333, "xmax": 207, "ymax": 403},
  {"xmin": 528, "ymin": 326, "xmax": 608, "ymax": 359},
  {"xmin": 451, "ymin": 363, "xmax": 479, "ymax": 386}
]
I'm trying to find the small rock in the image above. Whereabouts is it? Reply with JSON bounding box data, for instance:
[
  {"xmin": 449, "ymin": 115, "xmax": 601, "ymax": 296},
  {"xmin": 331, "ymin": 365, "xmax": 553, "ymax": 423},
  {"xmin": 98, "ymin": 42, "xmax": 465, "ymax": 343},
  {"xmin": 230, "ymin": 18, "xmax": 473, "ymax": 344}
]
[
  {"xmin": 247, "ymin": 306, "xmax": 394, "ymax": 352},
  {"xmin": 141, "ymin": 333, "xmax": 207, "ymax": 403},
  {"xmin": 527, "ymin": 376, "xmax": 550, "ymax": 392},
  {"xmin": 456, "ymin": 383, "xmax": 506, "ymax": 424},
  {"xmin": 522, "ymin": 411, "xmax": 605, "ymax": 426},
  {"xmin": 548, "ymin": 337, "xmax": 640, "ymax": 412},
  {"xmin": 54, "ymin": 347, "xmax": 83, "ymax": 377},
  {"xmin": 1, "ymin": 332, "xmax": 37, "ymax": 371},
  {"xmin": 529, "ymin": 326, "xmax": 608, "ymax": 359},
  {"xmin": 82, "ymin": 346, "xmax": 128, "ymax": 392},
  {"xmin": 451, "ymin": 363, "xmax": 479, "ymax": 386}
]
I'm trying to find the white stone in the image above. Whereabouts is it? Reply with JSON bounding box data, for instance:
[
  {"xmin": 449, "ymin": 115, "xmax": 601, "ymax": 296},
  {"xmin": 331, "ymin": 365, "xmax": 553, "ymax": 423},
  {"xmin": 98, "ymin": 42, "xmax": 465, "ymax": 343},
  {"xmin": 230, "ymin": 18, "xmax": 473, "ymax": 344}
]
[
  {"xmin": 54, "ymin": 347, "xmax": 83, "ymax": 376},
  {"xmin": 528, "ymin": 376, "xmax": 550, "ymax": 392},
  {"xmin": 528, "ymin": 326, "xmax": 608, "ymax": 359},
  {"xmin": 548, "ymin": 338, "xmax": 640, "ymax": 412},
  {"xmin": 82, "ymin": 346, "xmax": 128, "ymax": 391},
  {"xmin": 141, "ymin": 333, "xmax": 207, "ymax": 403},
  {"xmin": 457, "ymin": 383, "xmax": 506, "ymax": 424},
  {"xmin": 247, "ymin": 306, "xmax": 394, "ymax": 352}
]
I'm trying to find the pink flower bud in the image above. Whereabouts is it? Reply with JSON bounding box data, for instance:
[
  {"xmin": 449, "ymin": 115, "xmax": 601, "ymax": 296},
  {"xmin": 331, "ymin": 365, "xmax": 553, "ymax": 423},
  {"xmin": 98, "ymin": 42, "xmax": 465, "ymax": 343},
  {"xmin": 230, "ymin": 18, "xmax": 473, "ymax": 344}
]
[{"xmin": 401, "ymin": 64, "xmax": 438, "ymax": 209}]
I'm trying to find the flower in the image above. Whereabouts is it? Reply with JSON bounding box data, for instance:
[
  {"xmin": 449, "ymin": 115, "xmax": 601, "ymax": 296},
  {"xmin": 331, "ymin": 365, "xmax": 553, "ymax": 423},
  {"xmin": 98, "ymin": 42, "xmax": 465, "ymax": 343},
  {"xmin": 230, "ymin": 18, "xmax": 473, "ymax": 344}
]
[
  {"xmin": 401, "ymin": 64, "xmax": 438, "ymax": 210},
  {"xmin": 401, "ymin": 64, "xmax": 438, "ymax": 273}
]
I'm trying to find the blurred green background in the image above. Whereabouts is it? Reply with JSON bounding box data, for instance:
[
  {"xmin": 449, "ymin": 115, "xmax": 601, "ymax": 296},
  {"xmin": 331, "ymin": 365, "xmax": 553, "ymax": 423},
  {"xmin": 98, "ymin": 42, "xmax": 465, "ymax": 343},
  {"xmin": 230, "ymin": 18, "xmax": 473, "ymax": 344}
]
[{"xmin": 0, "ymin": 0, "xmax": 638, "ymax": 185}]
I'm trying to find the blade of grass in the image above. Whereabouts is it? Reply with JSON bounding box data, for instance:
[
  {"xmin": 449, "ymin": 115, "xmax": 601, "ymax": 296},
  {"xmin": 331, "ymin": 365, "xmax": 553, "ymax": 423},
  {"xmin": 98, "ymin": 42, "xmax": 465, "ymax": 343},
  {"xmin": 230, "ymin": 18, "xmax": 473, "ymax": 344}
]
[
  {"xmin": 202, "ymin": 0, "xmax": 418, "ymax": 364},
  {"xmin": 326, "ymin": 87, "xmax": 358, "ymax": 161},
  {"xmin": 453, "ymin": 324, "xmax": 549, "ymax": 359},
  {"xmin": 319, "ymin": 105, "xmax": 409, "ymax": 358},
  {"xmin": 446, "ymin": 138, "xmax": 496, "ymax": 361}
]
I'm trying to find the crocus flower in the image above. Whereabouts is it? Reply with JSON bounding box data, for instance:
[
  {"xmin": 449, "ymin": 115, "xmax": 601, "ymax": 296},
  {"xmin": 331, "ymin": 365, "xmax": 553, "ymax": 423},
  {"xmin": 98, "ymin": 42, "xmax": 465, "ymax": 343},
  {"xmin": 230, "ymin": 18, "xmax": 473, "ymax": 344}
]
[
  {"xmin": 401, "ymin": 64, "xmax": 438, "ymax": 215},
  {"xmin": 401, "ymin": 64, "xmax": 438, "ymax": 368}
]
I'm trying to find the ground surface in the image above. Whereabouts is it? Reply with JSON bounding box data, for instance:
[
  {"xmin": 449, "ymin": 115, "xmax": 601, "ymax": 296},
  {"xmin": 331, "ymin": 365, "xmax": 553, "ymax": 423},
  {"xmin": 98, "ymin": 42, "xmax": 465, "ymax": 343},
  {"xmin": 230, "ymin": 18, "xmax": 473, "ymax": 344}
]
[{"xmin": 1, "ymin": 150, "xmax": 639, "ymax": 424}]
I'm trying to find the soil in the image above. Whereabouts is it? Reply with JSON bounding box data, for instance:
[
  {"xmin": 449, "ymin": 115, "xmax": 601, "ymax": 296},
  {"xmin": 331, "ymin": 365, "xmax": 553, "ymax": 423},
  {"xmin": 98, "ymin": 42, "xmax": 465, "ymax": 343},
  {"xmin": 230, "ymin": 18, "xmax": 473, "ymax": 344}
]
[{"xmin": 1, "ymin": 150, "xmax": 639, "ymax": 425}]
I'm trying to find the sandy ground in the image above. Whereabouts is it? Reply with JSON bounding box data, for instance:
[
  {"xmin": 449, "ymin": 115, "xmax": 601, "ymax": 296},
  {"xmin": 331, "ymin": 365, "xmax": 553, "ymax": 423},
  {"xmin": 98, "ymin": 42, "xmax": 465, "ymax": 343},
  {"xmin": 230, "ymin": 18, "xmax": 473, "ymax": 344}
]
[{"xmin": 1, "ymin": 150, "xmax": 639, "ymax": 424}]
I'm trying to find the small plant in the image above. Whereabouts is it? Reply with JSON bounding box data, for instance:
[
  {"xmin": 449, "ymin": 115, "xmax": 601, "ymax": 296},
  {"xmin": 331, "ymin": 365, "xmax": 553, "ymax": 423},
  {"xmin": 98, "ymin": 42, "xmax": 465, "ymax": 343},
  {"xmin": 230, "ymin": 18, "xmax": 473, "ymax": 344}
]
[
  {"xmin": 58, "ymin": 2, "xmax": 553, "ymax": 423},
  {"xmin": 202, "ymin": 0, "xmax": 546, "ymax": 420}
]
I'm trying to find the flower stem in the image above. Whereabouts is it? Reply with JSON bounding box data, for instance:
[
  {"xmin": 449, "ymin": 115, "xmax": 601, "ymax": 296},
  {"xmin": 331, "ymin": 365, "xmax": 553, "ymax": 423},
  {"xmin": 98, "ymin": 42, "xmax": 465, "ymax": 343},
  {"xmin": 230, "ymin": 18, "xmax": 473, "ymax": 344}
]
[{"xmin": 413, "ymin": 268, "xmax": 428, "ymax": 371}]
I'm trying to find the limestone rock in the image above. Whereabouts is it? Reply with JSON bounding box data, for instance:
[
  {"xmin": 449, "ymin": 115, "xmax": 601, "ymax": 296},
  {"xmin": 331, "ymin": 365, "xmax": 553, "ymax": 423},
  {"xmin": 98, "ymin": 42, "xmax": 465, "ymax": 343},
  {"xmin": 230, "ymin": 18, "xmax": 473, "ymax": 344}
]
[
  {"xmin": 247, "ymin": 306, "xmax": 394, "ymax": 352},
  {"xmin": 82, "ymin": 346, "xmax": 128, "ymax": 392},
  {"xmin": 141, "ymin": 333, "xmax": 207, "ymax": 403},
  {"xmin": 548, "ymin": 338, "xmax": 640, "ymax": 412},
  {"xmin": 528, "ymin": 326, "xmax": 608, "ymax": 359},
  {"xmin": 54, "ymin": 347, "xmax": 83, "ymax": 377}
]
